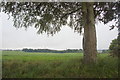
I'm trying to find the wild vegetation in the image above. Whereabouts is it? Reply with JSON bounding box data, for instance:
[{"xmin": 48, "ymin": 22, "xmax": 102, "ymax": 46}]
[{"xmin": 2, "ymin": 51, "xmax": 118, "ymax": 78}]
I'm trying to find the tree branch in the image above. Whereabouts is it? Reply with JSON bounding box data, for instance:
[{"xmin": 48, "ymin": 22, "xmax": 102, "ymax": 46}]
[{"xmin": 60, "ymin": 7, "xmax": 81, "ymax": 20}]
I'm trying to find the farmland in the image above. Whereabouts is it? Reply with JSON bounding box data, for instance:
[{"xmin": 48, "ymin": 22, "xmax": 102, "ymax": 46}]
[{"xmin": 2, "ymin": 51, "xmax": 118, "ymax": 78}]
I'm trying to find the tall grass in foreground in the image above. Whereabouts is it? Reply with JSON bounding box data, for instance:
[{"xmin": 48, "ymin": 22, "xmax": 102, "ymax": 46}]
[{"xmin": 2, "ymin": 51, "xmax": 118, "ymax": 78}]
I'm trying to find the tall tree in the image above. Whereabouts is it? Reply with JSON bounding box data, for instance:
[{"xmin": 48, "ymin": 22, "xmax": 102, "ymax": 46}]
[{"xmin": 0, "ymin": 1, "xmax": 119, "ymax": 64}]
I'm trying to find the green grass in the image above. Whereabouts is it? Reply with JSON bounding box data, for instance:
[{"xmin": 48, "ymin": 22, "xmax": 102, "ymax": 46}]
[
  {"xmin": 2, "ymin": 51, "xmax": 118, "ymax": 78},
  {"xmin": 2, "ymin": 51, "xmax": 82, "ymax": 61}
]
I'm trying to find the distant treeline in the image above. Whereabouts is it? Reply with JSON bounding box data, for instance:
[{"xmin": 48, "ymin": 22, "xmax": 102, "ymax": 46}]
[
  {"xmin": 2, "ymin": 49, "xmax": 109, "ymax": 53},
  {"xmin": 22, "ymin": 48, "xmax": 83, "ymax": 53}
]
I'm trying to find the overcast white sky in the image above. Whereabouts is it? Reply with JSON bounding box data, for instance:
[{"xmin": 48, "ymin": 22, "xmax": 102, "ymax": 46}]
[{"xmin": 0, "ymin": 12, "xmax": 118, "ymax": 50}]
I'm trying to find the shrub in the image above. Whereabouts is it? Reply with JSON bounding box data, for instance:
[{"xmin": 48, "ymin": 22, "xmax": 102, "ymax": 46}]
[{"xmin": 109, "ymin": 38, "xmax": 119, "ymax": 57}]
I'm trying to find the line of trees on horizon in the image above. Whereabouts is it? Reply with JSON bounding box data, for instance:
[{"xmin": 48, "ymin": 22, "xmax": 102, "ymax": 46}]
[
  {"xmin": 22, "ymin": 48, "xmax": 83, "ymax": 53},
  {"xmin": 2, "ymin": 48, "xmax": 109, "ymax": 53}
]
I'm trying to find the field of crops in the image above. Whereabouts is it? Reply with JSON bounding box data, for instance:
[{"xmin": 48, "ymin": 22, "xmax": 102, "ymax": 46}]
[{"xmin": 2, "ymin": 51, "xmax": 118, "ymax": 78}]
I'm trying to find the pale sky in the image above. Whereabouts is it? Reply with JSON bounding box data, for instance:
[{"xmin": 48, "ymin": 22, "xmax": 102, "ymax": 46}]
[{"xmin": 0, "ymin": 12, "xmax": 118, "ymax": 50}]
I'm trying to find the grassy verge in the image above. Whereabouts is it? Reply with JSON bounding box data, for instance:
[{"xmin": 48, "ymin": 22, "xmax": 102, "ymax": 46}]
[{"xmin": 2, "ymin": 51, "xmax": 118, "ymax": 78}]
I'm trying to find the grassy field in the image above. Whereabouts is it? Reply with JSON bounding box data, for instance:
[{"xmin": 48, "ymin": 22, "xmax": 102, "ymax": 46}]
[{"xmin": 2, "ymin": 51, "xmax": 118, "ymax": 78}]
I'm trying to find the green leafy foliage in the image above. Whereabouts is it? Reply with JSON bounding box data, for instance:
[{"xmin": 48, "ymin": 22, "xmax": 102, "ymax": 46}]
[
  {"xmin": 109, "ymin": 38, "xmax": 119, "ymax": 56},
  {"xmin": 0, "ymin": 2, "xmax": 119, "ymax": 35}
]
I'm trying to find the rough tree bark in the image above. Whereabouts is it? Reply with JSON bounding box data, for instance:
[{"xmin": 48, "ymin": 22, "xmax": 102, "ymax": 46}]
[{"xmin": 82, "ymin": 2, "xmax": 97, "ymax": 64}]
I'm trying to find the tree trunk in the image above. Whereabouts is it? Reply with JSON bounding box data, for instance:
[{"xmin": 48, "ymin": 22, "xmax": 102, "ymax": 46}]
[{"xmin": 82, "ymin": 2, "xmax": 97, "ymax": 64}]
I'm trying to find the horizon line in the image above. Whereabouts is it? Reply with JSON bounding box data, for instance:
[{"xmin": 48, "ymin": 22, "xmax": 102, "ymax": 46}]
[{"xmin": 0, "ymin": 48, "xmax": 109, "ymax": 50}]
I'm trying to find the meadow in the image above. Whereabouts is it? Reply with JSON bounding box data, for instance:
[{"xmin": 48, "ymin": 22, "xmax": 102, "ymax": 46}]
[{"xmin": 2, "ymin": 51, "xmax": 118, "ymax": 78}]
